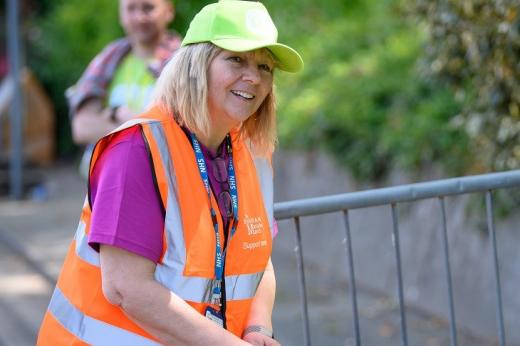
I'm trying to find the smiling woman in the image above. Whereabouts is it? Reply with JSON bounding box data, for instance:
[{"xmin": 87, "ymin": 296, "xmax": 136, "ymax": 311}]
[
  {"xmin": 204, "ymin": 48, "xmax": 274, "ymax": 150},
  {"xmin": 154, "ymin": 44, "xmax": 283, "ymax": 155},
  {"xmin": 37, "ymin": 1, "xmax": 302, "ymax": 345}
]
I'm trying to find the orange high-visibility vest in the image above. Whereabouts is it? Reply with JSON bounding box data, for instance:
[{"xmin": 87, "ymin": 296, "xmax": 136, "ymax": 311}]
[{"xmin": 37, "ymin": 106, "xmax": 274, "ymax": 345}]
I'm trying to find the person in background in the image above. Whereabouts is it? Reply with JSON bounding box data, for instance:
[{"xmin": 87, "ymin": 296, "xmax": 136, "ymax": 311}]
[
  {"xmin": 37, "ymin": 1, "xmax": 303, "ymax": 345},
  {"xmin": 67, "ymin": 0, "xmax": 181, "ymax": 178}
]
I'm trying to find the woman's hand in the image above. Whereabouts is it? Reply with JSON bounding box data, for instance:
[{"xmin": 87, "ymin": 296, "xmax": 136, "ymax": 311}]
[{"xmin": 243, "ymin": 332, "xmax": 281, "ymax": 346}]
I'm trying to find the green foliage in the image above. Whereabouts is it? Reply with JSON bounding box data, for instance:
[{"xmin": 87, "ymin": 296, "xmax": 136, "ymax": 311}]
[
  {"xmin": 27, "ymin": 0, "xmax": 471, "ymax": 177},
  {"xmin": 413, "ymin": 0, "xmax": 520, "ymax": 172},
  {"xmin": 270, "ymin": 0, "xmax": 469, "ymax": 180}
]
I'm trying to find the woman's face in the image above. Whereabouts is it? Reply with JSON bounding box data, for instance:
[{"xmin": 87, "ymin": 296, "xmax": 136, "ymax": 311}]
[{"xmin": 207, "ymin": 48, "xmax": 274, "ymax": 129}]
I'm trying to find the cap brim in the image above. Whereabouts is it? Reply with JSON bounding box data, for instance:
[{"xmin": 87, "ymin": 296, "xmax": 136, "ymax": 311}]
[{"xmin": 210, "ymin": 38, "xmax": 304, "ymax": 73}]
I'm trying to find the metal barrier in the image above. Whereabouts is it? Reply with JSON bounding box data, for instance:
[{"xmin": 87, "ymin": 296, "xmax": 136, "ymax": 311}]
[
  {"xmin": 5, "ymin": 0, "xmax": 25, "ymax": 199},
  {"xmin": 274, "ymin": 170, "xmax": 520, "ymax": 346}
]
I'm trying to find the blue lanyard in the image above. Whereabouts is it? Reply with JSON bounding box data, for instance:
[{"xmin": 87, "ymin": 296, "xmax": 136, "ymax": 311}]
[{"xmin": 189, "ymin": 133, "xmax": 239, "ymax": 306}]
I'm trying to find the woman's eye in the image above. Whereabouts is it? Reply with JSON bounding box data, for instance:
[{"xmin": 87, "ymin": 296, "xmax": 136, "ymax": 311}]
[
  {"xmin": 227, "ymin": 56, "xmax": 242, "ymax": 63},
  {"xmin": 259, "ymin": 64, "xmax": 272, "ymax": 73}
]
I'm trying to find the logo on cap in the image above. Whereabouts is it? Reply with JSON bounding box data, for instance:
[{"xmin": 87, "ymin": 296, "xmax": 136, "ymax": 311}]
[{"xmin": 245, "ymin": 9, "xmax": 276, "ymax": 38}]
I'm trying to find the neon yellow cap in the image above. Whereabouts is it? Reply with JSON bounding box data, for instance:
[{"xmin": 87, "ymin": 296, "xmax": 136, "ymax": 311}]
[{"xmin": 182, "ymin": 0, "xmax": 304, "ymax": 73}]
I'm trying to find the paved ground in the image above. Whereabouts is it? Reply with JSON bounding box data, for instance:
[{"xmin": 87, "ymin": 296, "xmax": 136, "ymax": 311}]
[{"xmin": 0, "ymin": 163, "xmax": 506, "ymax": 345}]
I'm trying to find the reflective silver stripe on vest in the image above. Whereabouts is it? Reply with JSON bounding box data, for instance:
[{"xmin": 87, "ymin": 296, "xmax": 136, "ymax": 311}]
[
  {"xmin": 74, "ymin": 220, "xmax": 100, "ymax": 267},
  {"xmin": 252, "ymin": 155, "xmax": 274, "ymax": 236},
  {"xmin": 155, "ymin": 267, "xmax": 212, "ymax": 302},
  {"xmin": 48, "ymin": 287, "xmax": 160, "ymax": 346},
  {"xmin": 148, "ymin": 123, "xmax": 186, "ymax": 273},
  {"xmin": 226, "ymin": 271, "xmax": 264, "ymax": 300},
  {"xmin": 155, "ymin": 265, "xmax": 264, "ymax": 303}
]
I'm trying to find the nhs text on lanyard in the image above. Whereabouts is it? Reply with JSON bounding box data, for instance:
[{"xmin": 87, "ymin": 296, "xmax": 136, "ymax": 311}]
[{"xmin": 190, "ymin": 133, "xmax": 239, "ymax": 327}]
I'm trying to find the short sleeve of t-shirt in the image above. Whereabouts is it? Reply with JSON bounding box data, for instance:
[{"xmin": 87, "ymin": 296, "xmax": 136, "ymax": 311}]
[{"xmin": 88, "ymin": 126, "xmax": 164, "ymax": 263}]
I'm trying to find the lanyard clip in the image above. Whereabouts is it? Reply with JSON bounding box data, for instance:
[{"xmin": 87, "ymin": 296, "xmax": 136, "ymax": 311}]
[{"xmin": 211, "ymin": 280, "xmax": 222, "ymax": 305}]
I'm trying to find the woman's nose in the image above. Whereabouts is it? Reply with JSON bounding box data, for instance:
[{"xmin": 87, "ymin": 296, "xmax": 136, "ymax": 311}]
[{"xmin": 242, "ymin": 65, "xmax": 261, "ymax": 84}]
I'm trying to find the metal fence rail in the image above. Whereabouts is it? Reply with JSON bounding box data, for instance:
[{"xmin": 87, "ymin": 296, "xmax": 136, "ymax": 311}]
[{"xmin": 274, "ymin": 170, "xmax": 520, "ymax": 346}]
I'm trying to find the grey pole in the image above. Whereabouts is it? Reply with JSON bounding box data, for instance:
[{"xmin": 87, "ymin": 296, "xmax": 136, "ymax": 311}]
[
  {"xmin": 438, "ymin": 197, "xmax": 458, "ymax": 346},
  {"xmin": 391, "ymin": 204, "xmax": 409, "ymax": 346},
  {"xmin": 486, "ymin": 191, "xmax": 506, "ymax": 346},
  {"xmin": 293, "ymin": 217, "xmax": 311, "ymax": 346},
  {"xmin": 6, "ymin": 0, "xmax": 24, "ymax": 199}
]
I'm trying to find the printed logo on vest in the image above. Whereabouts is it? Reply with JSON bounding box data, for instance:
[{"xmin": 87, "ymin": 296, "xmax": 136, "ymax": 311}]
[{"xmin": 244, "ymin": 214, "xmax": 264, "ymax": 236}]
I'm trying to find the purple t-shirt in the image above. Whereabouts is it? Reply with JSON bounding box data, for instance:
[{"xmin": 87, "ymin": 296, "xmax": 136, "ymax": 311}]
[
  {"xmin": 89, "ymin": 127, "xmax": 164, "ymax": 262},
  {"xmin": 88, "ymin": 126, "xmax": 236, "ymax": 262}
]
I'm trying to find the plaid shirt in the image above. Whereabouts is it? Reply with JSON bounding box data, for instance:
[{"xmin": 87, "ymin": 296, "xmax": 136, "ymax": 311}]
[{"xmin": 67, "ymin": 32, "xmax": 181, "ymax": 115}]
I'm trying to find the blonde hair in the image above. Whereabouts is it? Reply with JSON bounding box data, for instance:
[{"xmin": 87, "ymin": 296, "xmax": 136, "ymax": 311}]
[{"xmin": 152, "ymin": 42, "xmax": 277, "ymax": 155}]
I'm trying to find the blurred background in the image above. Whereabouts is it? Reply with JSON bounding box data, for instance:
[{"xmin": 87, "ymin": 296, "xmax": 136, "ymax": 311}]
[
  {"xmin": 3, "ymin": 0, "xmax": 519, "ymax": 178},
  {"xmin": 1, "ymin": 0, "xmax": 519, "ymax": 345}
]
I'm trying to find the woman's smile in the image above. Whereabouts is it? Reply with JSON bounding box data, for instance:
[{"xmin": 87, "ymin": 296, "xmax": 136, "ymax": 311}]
[
  {"xmin": 207, "ymin": 49, "xmax": 274, "ymax": 129},
  {"xmin": 231, "ymin": 90, "xmax": 255, "ymax": 100}
]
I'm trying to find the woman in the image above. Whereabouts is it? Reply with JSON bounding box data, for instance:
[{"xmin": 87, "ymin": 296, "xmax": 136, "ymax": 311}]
[{"xmin": 37, "ymin": 1, "xmax": 303, "ymax": 345}]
